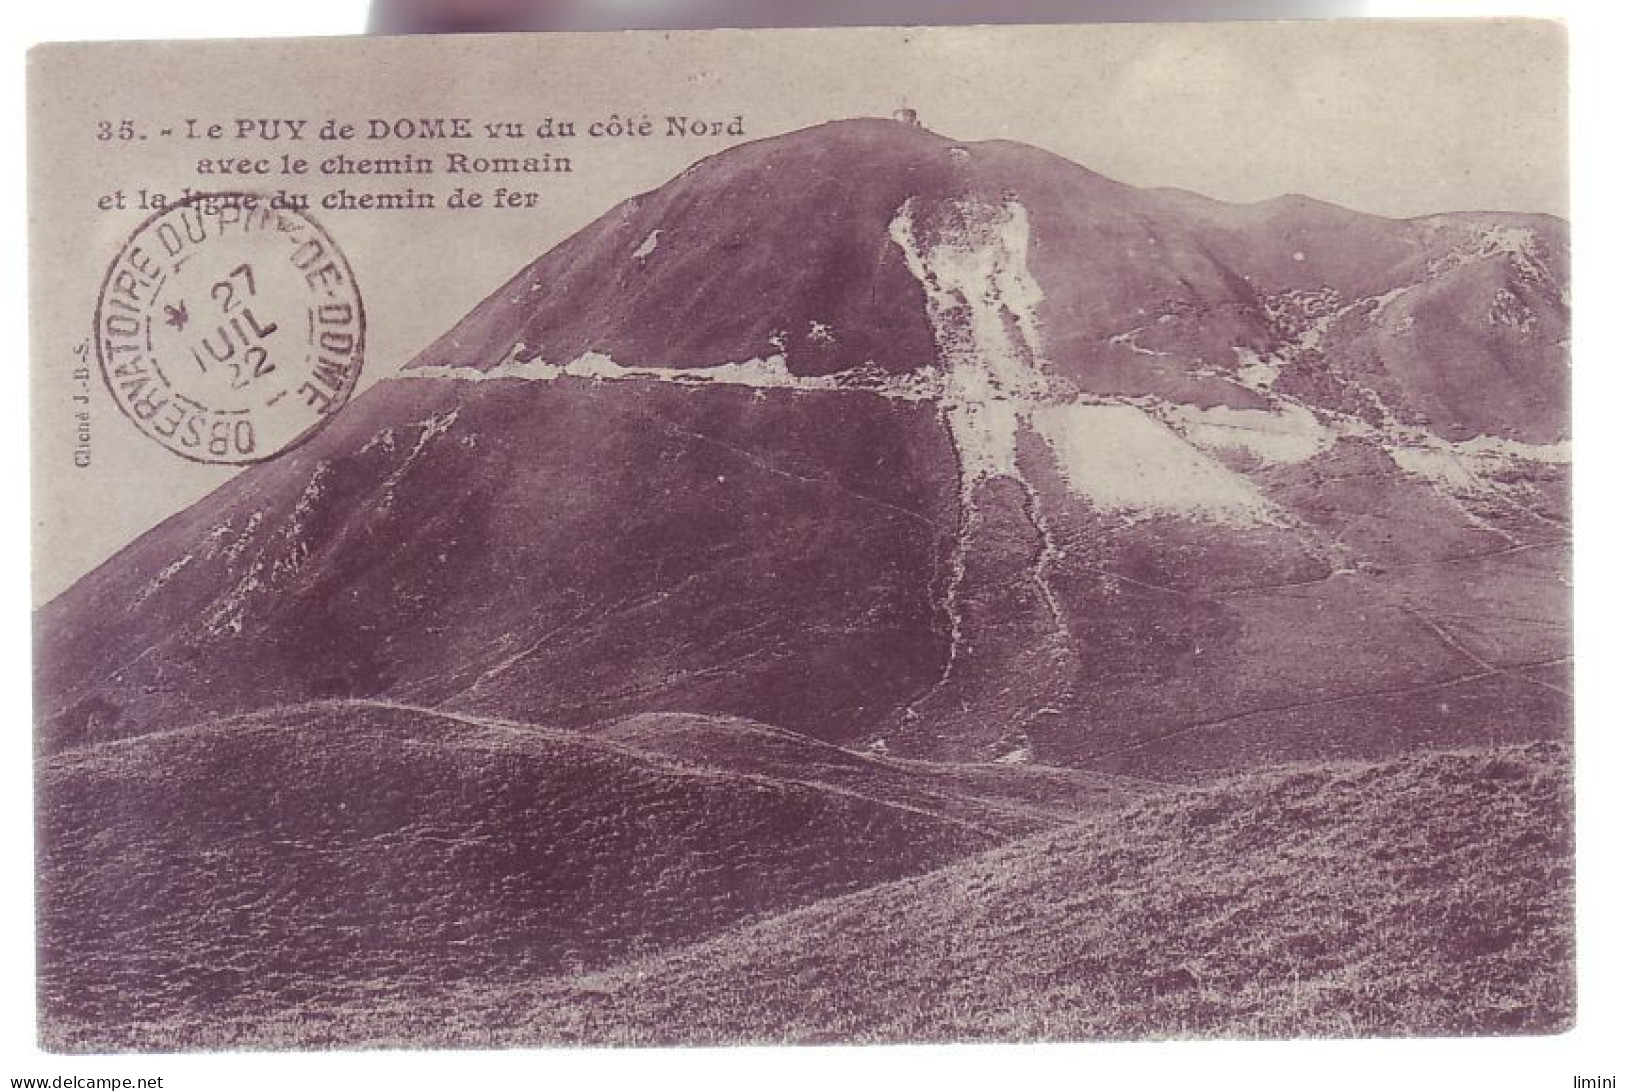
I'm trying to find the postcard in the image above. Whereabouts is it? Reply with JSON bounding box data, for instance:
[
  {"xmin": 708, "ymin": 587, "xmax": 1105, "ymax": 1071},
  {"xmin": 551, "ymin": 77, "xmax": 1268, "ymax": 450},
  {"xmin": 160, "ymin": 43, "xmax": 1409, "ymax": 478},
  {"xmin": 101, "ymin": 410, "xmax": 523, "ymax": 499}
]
[{"xmin": 28, "ymin": 21, "xmax": 1570, "ymax": 1050}]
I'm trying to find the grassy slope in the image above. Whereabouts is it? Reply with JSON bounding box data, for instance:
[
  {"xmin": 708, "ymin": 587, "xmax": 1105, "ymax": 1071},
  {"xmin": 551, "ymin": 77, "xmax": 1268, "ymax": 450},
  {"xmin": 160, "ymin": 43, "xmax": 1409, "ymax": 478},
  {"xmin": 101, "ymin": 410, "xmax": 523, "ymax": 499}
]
[
  {"xmin": 518, "ymin": 742, "xmax": 1573, "ymax": 1045},
  {"xmin": 257, "ymin": 742, "xmax": 1569, "ymax": 1049},
  {"xmin": 64, "ymin": 743, "xmax": 1570, "ymax": 1049},
  {"xmin": 593, "ymin": 711, "xmax": 1153, "ymax": 836},
  {"xmin": 40, "ymin": 376, "xmax": 961, "ymax": 755},
  {"xmin": 38, "ymin": 701, "xmax": 1138, "ymax": 1051}
]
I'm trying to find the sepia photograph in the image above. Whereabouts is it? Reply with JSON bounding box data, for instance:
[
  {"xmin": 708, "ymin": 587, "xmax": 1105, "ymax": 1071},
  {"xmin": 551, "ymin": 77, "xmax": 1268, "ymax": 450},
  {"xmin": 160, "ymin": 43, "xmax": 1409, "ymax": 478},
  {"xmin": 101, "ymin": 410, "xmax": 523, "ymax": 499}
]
[{"xmin": 10, "ymin": 7, "xmax": 1616, "ymax": 1088}]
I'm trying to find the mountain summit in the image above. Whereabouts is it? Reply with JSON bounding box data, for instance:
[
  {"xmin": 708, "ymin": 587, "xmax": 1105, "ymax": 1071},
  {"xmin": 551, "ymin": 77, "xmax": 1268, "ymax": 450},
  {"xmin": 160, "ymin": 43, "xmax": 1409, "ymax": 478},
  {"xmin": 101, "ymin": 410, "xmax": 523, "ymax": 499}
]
[{"xmin": 414, "ymin": 119, "xmax": 1567, "ymax": 444}]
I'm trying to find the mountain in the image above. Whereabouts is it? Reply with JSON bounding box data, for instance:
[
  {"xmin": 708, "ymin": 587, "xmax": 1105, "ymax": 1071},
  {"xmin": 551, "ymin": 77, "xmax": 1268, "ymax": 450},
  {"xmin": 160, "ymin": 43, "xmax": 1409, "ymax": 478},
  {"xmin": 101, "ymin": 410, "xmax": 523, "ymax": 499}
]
[{"xmin": 37, "ymin": 118, "xmax": 1569, "ymax": 775}]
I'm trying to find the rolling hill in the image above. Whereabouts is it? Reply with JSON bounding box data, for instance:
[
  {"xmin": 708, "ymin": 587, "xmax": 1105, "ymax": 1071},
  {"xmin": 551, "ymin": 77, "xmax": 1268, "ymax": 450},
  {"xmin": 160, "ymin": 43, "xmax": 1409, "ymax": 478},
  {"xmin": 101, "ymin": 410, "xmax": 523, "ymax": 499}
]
[
  {"xmin": 508, "ymin": 743, "xmax": 1569, "ymax": 1045},
  {"xmin": 48, "ymin": 743, "xmax": 1570, "ymax": 1048}
]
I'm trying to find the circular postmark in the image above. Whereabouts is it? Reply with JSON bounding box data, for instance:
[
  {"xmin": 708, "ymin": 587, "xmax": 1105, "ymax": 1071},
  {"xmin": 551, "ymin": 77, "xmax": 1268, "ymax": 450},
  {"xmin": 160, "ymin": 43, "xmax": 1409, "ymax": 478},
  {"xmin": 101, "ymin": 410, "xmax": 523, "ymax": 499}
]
[{"xmin": 94, "ymin": 192, "xmax": 365, "ymax": 464}]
